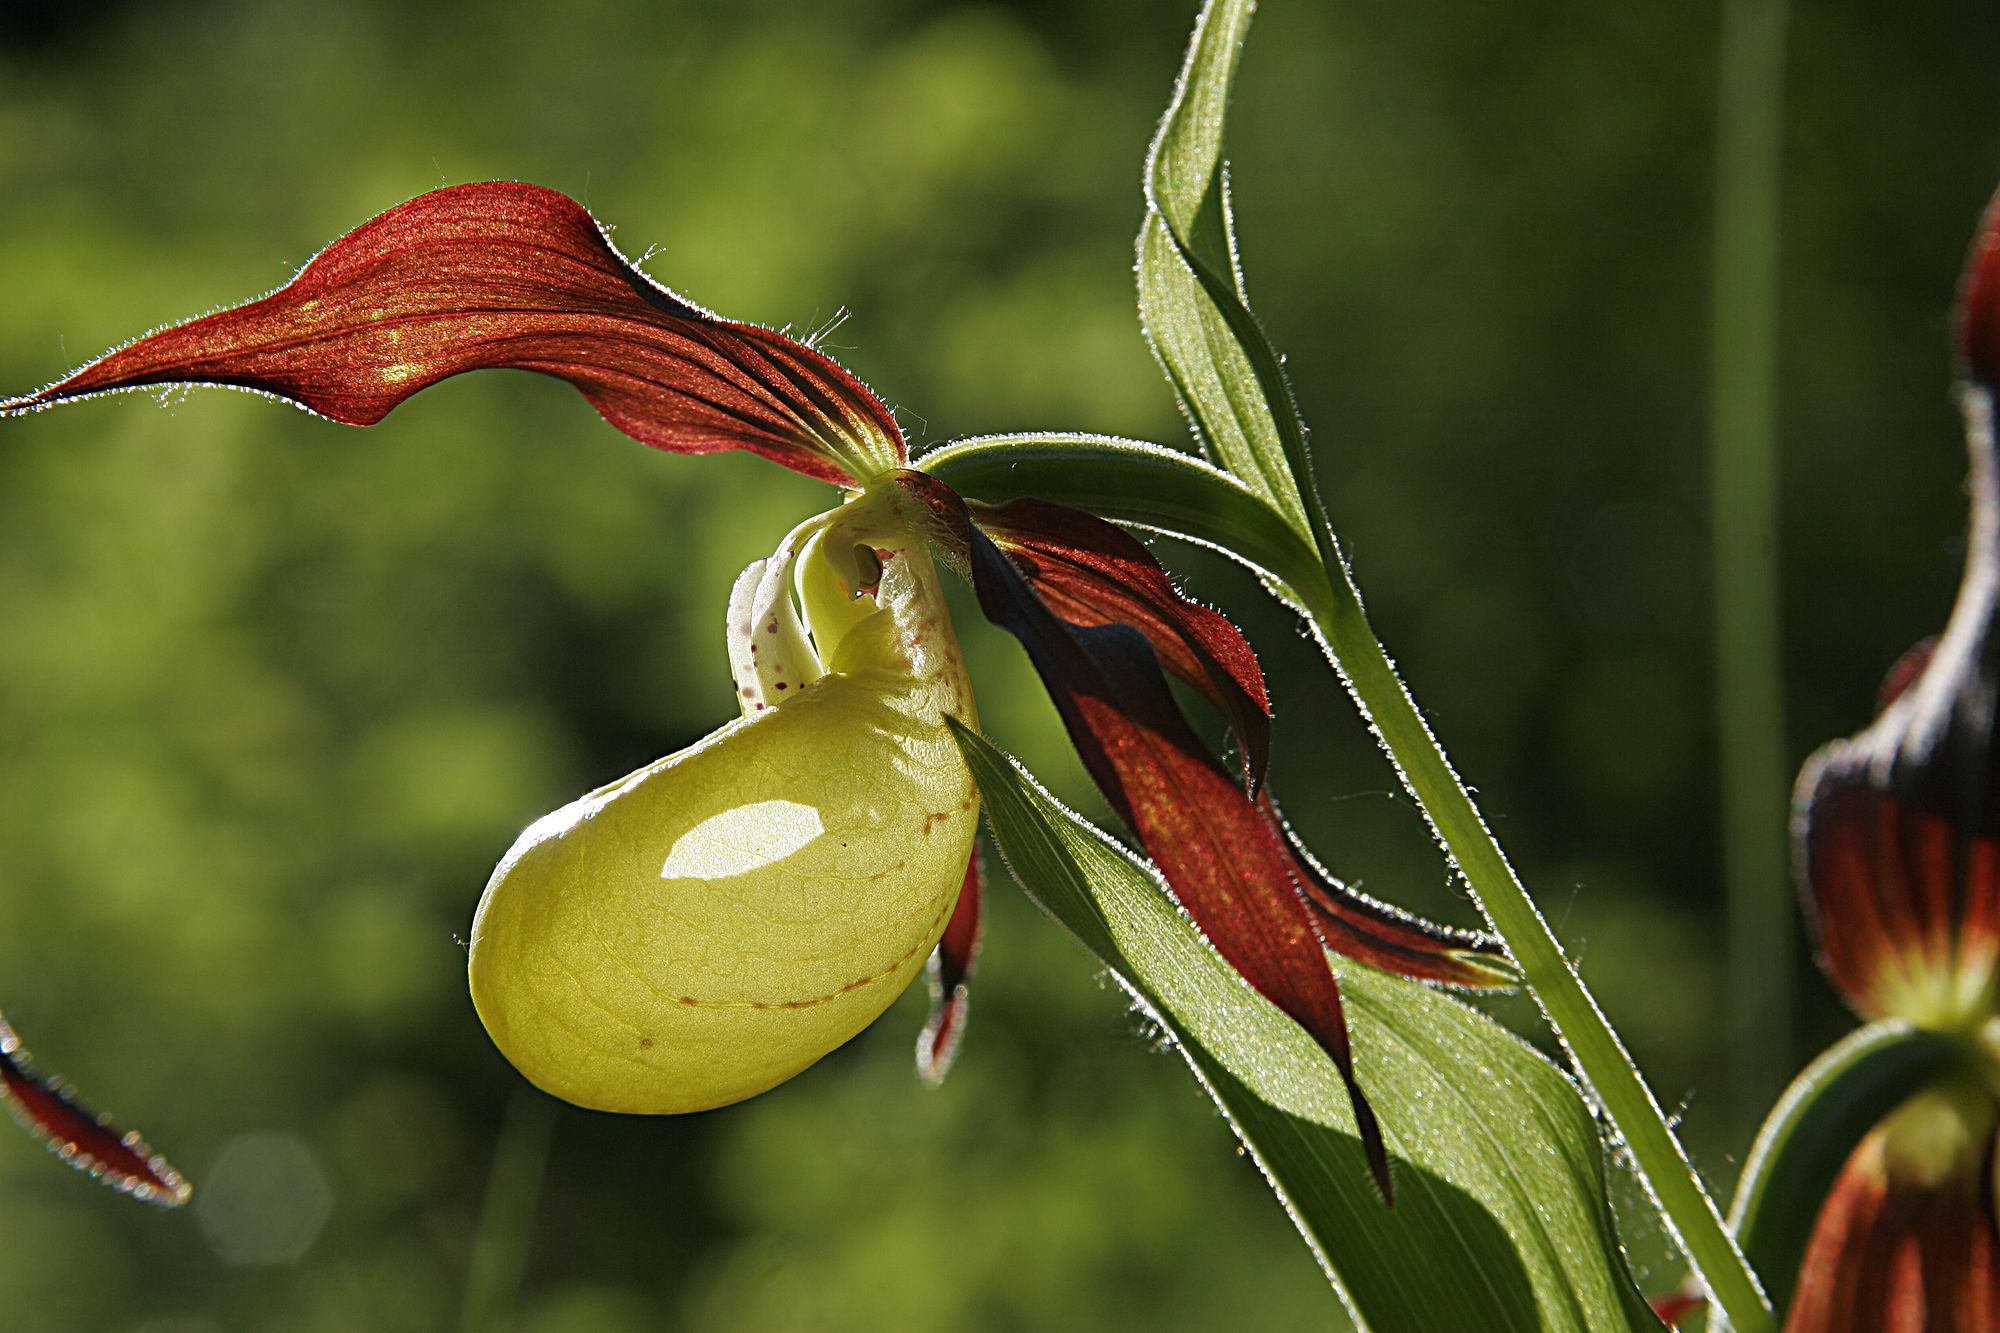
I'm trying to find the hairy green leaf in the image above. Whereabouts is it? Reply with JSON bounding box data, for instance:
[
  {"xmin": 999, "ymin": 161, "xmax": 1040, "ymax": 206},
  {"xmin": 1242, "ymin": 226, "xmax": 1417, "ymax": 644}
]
[
  {"xmin": 1139, "ymin": 0, "xmax": 1318, "ymax": 542},
  {"xmin": 950, "ymin": 721, "xmax": 1661, "ymax": 1333}
]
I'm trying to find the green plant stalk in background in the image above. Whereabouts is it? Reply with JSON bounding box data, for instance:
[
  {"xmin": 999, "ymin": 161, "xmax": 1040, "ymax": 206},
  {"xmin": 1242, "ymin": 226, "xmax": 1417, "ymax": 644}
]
[
  {"xmin": 458, "ymin": 1090, "xmax": 558, "ymax": 1333},
  {"xmin": 1725, "ymin": 1021, "xmax": 1968, "ymax": 1321},
  {"xmin": 1710, "ymin": 0, "xmax": 1795, "ymax": 1130},
  {"xmin": 1298, "ymin": 558, "xmax": 1775, "ymax": 1331}
]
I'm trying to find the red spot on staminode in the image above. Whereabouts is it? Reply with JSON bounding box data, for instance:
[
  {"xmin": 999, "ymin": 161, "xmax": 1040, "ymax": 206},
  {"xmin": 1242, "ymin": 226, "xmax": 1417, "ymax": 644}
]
[
  {"xmin": 775, "ymin": 682, "xmax": 788, "ymax": 690},
  {"xmin": 766, "ymin": 622, "xmax": 778, "ymax": 634}
]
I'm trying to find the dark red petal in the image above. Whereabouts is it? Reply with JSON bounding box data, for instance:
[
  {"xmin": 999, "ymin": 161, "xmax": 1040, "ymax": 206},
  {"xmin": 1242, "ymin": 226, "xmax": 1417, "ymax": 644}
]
[
  {"xmin": 1797, "ymin": 194, "xmax": 2000, "ymax": 1022},
  {"xmin": 1272, "ymin": 794, "xmax": 1516, "ymax": 989},
  {"xmin": 917, "ymin": 845, "xmax": 984, "ymax": 1087},
  {"xmin": 973, "ymin": 496, "xmax": 1271, "ymax": 787},
  {"xmin": 1797, "ymin": 763, "xmax": 2000, "ymax": 1023},
  {"xmin": 892, "ymin": 473, "xmax": 1390, "ymax": 1196},
  {"xmin": 1, "ymin": 182, "xmax": 903, "ymax": 486},
  {"xmin": 1783, "ymin": 1118, "xmax": 2000, "ymax": 1332},
  {"xmin": 902, "ymin": 470, "xmax": 1506, "ymax": 989},
  {"xmin": 0, "ymin": 1010, "xmax": 189, "ymax": 1207},
  {"xmin": 1957, "ymin": 186, "xmax": 2000, "ymax": 389}
]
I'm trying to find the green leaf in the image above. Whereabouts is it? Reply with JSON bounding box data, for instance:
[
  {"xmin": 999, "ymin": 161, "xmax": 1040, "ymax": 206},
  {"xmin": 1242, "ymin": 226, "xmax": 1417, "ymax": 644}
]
[
  {"xmin": 1725, "ymin": 1020, "xmax": 1971, "ymax": 1326},
  {"xmin": 1138, "ymin": 0, "xmax": 1318, "ymax": 543},
  {"xmin": 949, "ymin": 720, "xmax": 1662, "ymax": 1333},
  {"xmin": 917, "ymin": 433, "xmax": 1324, "ymax": 602}
]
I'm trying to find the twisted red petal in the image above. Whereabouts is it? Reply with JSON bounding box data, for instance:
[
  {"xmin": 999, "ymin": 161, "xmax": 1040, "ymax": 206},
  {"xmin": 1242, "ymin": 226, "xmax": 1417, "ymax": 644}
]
[
  {"xmin": 905, "ymin": 470, "xmax": 1510, "ymax": 989},
  {"xmin": 973, "ymin": 496, "xmax": 1271, "ymax": 786},
  {"xmin": 897, "ymin": 472, "xmax": 1391, "ymax": 1196},
  {"xmin": 917, "ymin": 846, "xmax": 984, "ymax": 1086},
  {"xmin": 1272, "ymin": 794, "xmax": 1515, "ymax": 989},
  {"xmin": 0, "ymin": 1010, "xmax": 189, "ymax": 1207},
  {"xmin": 1, "ymin": 182, "xmax": 903, "ymax": 486}
]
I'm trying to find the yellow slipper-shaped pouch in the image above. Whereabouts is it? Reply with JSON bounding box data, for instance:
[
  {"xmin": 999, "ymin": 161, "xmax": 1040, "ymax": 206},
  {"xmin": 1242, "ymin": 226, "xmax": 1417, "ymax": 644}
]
[{"xmin": 468, "ymin": 494, "xmax": 977, "ymax": 1111}]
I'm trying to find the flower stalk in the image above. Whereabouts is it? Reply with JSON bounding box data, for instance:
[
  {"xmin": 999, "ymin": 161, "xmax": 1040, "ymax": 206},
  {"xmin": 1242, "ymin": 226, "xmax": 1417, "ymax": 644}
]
[{"xmin": 1294, "ymin": 547, "xmax": 1775, "ymax": 1331}]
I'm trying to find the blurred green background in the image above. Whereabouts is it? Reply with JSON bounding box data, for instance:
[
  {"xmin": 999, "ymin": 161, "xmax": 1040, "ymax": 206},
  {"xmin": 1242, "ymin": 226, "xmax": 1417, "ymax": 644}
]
[{"xmin": 2, "ymin": 0, "xmax": 1998, "ymax": 1328}]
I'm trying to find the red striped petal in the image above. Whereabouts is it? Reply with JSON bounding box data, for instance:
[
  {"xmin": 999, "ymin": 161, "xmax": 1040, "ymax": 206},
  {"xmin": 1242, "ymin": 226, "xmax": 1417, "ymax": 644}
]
[
  {"xmin": 971, "ymin": 496, "xmax": 1271, "ymax": 787},
  {"xmin": 895, "ymin": 472, "xmax": 1391, "ymax": 1196},
  {"xmin": 0, "ymin": 1010, "xmax": 189, "ymax": 1208},
  {"xmin": 2, "ymin": 182, "xmax": 903, "ymax": 486},
  {"xmin": 1797, "ymin": 768, "xmax": 2000, "ymax": 1025},
  {"xmin": 1272, "ymin": 794, "xmax": 1516, "ymax": 989},
  {"xmin": 1783, "ymin": 1108, "xmax": 2000, "ymax": 1332},
  {"xmin": 917, "ymin": 846, "xmax": 984, "ymax": 1086}
]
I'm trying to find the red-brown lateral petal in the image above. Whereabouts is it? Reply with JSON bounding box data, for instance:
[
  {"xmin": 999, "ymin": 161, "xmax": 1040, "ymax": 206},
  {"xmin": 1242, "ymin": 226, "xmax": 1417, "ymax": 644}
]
[
  {"xmin": 1, "ymin": 181, "xmax": 904, "ymax": 486},
  {"xmin": 904, "ymin": 470, "xmax": 1510, "ymax": 989},
  {"xmin": 0, "ymin": 1010, "xmax": 190, "ymax": 1207},
  {"xmin": 896, "ymin": 473, "xmax": 1391, "ymax": 1195},
  {"xmin": 917, "ymin": 846, "xmax": 984, "ymax": 1086},
  {"xmin": 972, "ymin": 496, "xmax": 1271, "ymax": 786},
  {"xmin": 1783, "ymin": 1118, "xmax": 2000, "ymax": 1332},
  {"xmin": 1272, "ymin": 794, "xmax": 1516, "ymax": 989}
]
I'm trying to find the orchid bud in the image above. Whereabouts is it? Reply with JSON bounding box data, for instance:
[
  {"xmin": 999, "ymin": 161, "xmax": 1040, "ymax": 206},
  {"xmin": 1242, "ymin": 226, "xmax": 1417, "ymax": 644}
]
[{"xmin": 467, "ymin": 498, "xmax": 977, "ymax": 1112}]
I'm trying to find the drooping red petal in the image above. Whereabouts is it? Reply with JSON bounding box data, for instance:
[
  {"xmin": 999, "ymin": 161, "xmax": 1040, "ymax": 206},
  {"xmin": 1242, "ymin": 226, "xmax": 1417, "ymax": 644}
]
[
  {"xmin": 0, "ymin": 1010, "xmax": 190, "ymax": 1208},
  {"xmin": 1782, "ymin": 1118, "xmax": 2000, "ymax": 1332},
  {"xmin": 898, "ymin": 472, "xmax": 1391, "ymax": 1196},
  {"xmin": 917, "ymin": 845, "xmax": 984, "ymax": 1086},
  {"xmin": 972, "ymin": 496, "xmax": 1271, "ymax": 786},
  {"xmin": 1, "ymin": 182, "xmax": 904, "ymax": 486},
  {"xmin": 922, "ymin": 485, "xmax": 1509, "ymax": 985},
  {"xmin": 1271, "ymin": 794, "xmax": 1516, "ymax": 989},
  {"xmin": 904, "ymin": 470, "xmax": 1509, "ymax": 987}
]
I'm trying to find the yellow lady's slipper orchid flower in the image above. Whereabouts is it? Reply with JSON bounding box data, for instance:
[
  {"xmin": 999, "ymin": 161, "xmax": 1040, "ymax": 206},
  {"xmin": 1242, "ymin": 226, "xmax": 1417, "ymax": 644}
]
[
  {"xmin": 469, "ymin": 493, "xmax": 977, "ymax": 1110},
  {"xmin": 3, "ymin": 180, "xmax": 1508, "ymax": 1206}
]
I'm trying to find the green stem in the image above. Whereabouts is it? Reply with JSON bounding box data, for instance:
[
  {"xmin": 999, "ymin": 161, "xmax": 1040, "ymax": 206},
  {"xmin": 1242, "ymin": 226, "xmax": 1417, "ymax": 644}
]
[
  {"xmin": 458, "ymin": 1088, "xmax": 558, "ymax": 1333},
  {"xmin": 1726, "ymin": 1021, "xmax": 1965, "ymax": 1323},
  {"xmin": 1710, "ymin": 0, "xmax": 1794, "ymax": 1131},
  {"xmin": 1298, "ymin": 560, "xmax": 1774, "ymax": 1333}
]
